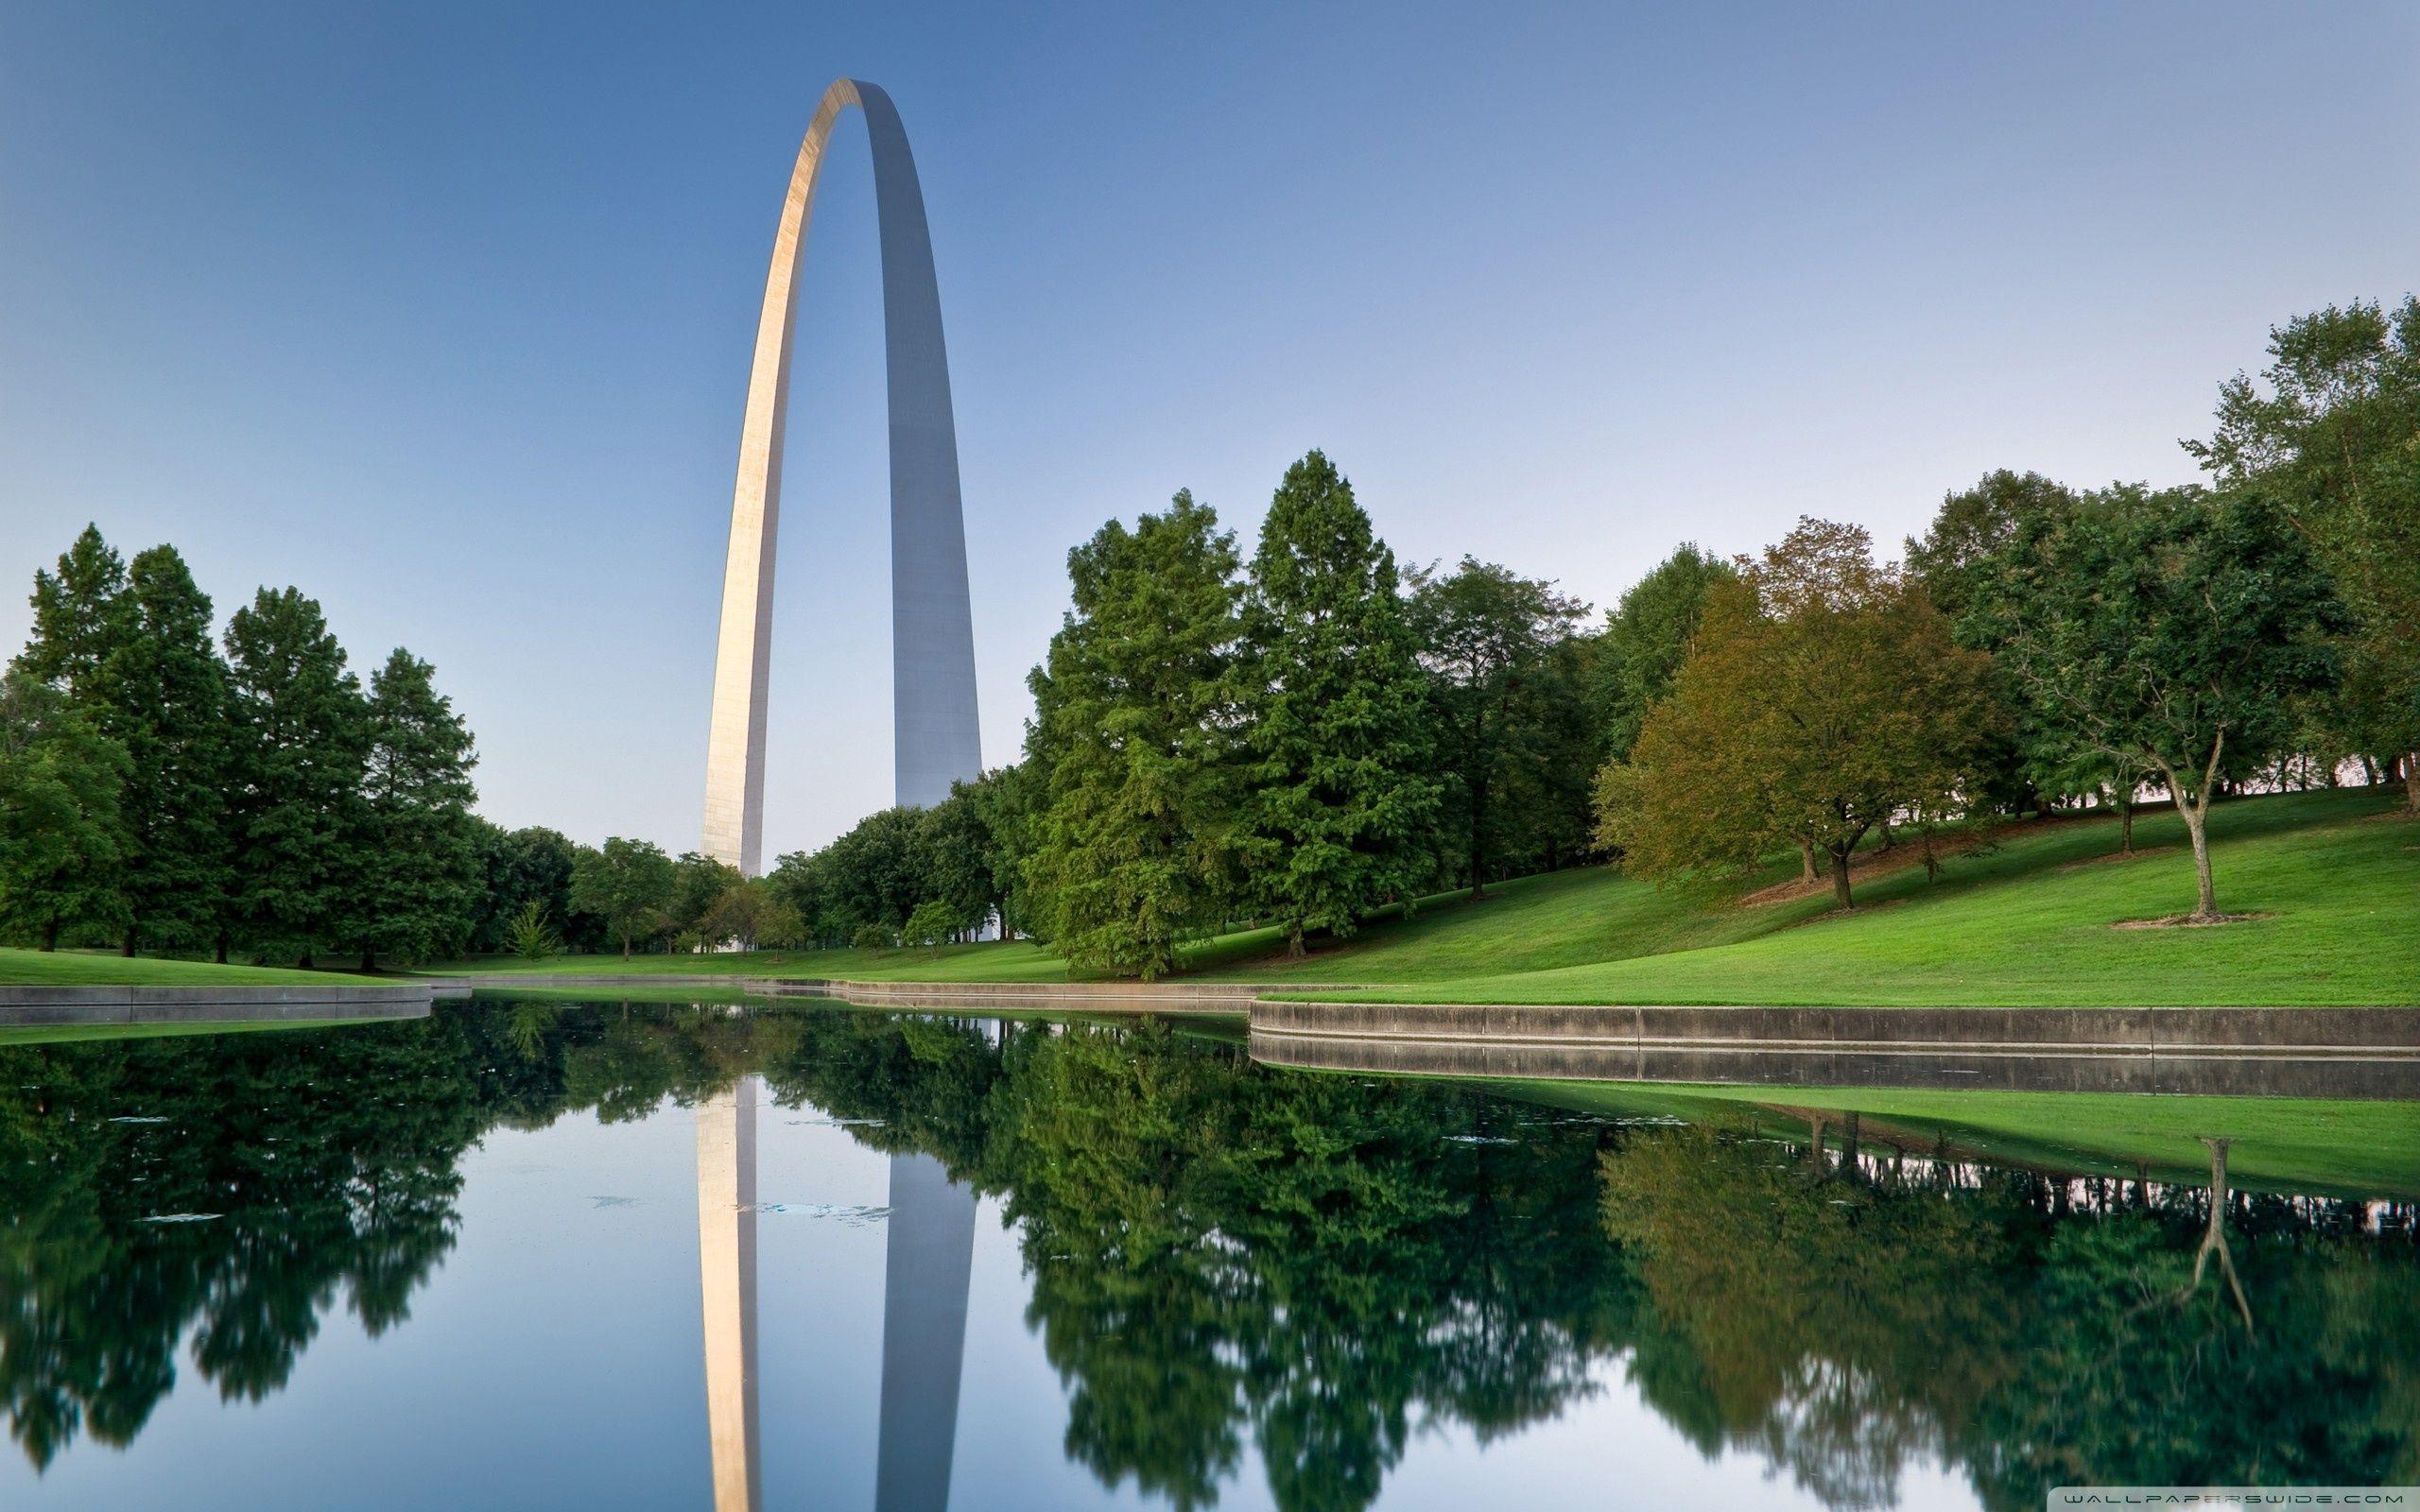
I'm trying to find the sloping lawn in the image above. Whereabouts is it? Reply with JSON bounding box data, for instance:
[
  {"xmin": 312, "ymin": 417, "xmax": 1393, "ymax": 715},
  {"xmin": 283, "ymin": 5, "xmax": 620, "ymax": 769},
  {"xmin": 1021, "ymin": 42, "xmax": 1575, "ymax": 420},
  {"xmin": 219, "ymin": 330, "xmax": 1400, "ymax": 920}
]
[
  {"xmin": 0, "ymin": 949, "xmax": 381, "ymax": 987},
  {"xmin": 1267, "ymin": 788, "xmax": 2417, "ymax": 1005}
]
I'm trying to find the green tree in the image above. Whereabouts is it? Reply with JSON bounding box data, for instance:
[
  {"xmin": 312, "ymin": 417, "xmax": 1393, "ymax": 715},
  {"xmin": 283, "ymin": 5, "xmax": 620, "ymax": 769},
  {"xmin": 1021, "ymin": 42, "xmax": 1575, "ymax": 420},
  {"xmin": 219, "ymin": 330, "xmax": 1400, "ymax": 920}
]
[
  {"xmin": 568, "ymin": 836, "xmax": 677, "ymax": 958},
  {"xmin": 901, "ymin": 898, "xmax": 958, "ymax": 949},
  {"xmin": 1236, "ymin": 452, "xmax": 1442, "ymax": 954},
  {"xmin": 1969, "ymin": 485, "xmax": 2346, "ymax": 919},
  {"xmin": 1905, "ymin": 471, "xmax": 2080, "ymax": 627},
  {"xmin": 669, "ymin": 851, "xmax": 745, "ymax": 943},
  {"xmin": 466, "ymin": 822, "xmax": 583, "ymax": 954},
  {"xmin": 503, "ymin": 898, "xmax": 558, "ymax": 959},
  {"xmin": 91, "ymin": 545, "xmax": 232, "ymax": 954},
  {"xmin": 1593, "ymin": 543, "xmax": 1737, "ymax": 760},
  {"xmin": 914, "ymin": 782, "xmax": 1000, "ymax": 937},
  {"xmin": 1026, "ymin": 491, "xmax": 1247, "ymax": 977},
  {"xmin": 699, "ymin": 877, "xmax": 802, "ymax": 951},
  {"xmin": 346, "ymin": 649, "xmax": 480, "ymax": 970},
  {"xmin": 0, "ymin": 672, "xmax": 130, "ymax": 950},
  {"xmin": 1407, "ymin": 558, "xmax": 1589, "ymax": 896},
  {"xmin": 1601, "ymin": 521, "xmax": 1996, "ymax": 908},
  {"xmin": 2187, "ymin": 298, "xmax": 2420, "ymax": 810},
  {"xmin": 10, "ymin": 524, "xmax": 128, "ymax": 703},
  {"xmin": 222, "ymin": 587, "xmax": 370, "ymax": 965}
]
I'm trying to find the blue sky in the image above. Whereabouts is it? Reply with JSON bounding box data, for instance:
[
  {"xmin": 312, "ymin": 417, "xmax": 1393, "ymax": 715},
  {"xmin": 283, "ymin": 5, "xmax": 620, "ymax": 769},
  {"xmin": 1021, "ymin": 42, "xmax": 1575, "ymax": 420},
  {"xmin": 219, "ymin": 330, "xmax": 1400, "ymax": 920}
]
[{"xmin": 4, "ymin": 2, "xmax": 2414, "ymax": 854}]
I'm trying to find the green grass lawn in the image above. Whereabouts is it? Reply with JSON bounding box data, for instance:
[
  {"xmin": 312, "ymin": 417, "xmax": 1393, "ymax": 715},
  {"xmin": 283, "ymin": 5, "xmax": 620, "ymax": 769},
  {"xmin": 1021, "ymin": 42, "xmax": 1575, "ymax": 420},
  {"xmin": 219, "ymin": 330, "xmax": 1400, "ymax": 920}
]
[
  {"xmin": 1506, "ymin": 1078, "xmax": 2420, "ymax": 1198},
  {"xmin": 42, "ymin": 787, "xmax": 2410, "ymax": 1005},
  {"xmin": 1262, "ymin": 786, "xmax": 2419, "ymax": 1005},
  {"xmin": 0, "ymin": 948, "xmax": 381, "ymax": 987},
  {"xmin": 418, "ymin": 940, "xmax": 1076, "ymax": 982}
]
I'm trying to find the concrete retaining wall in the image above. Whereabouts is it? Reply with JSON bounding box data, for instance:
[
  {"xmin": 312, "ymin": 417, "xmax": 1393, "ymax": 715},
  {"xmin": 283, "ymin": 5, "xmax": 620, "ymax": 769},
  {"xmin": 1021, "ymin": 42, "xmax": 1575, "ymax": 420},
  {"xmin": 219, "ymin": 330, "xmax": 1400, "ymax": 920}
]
[
  {"xmin": 1247, "ymin": 1001, "xmax": 2420, "ymax": 1056},
  {"xmin": 0, "ymin": 982, "xmax": 435, "ymax": 1028}
]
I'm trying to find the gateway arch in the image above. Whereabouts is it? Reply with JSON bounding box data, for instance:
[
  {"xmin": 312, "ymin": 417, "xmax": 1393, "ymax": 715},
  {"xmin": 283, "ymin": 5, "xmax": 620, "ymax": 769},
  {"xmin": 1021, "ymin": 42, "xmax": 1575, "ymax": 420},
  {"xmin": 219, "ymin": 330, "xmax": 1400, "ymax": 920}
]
[{"xmin": 703, "ymin": 78, "xmax": 981, "ymax": 874}]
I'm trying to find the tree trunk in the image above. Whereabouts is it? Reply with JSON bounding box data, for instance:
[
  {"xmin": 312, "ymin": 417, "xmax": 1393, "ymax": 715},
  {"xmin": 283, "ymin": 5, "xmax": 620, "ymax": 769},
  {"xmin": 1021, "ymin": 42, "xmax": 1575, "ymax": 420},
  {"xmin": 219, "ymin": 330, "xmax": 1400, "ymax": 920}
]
[
  {"xmin": 2119, "ymin": 799, "xmax": 2134, "ymax": 855},
  {"xmin": 122, "ymin": 921, "xmax": 138, "ymax": 958},
  {"xmin": 1830, "ymin": 846, "xmax": 1855, "ymax": 910},
  {"xmin": 298, "ymin": 952, "xmax": 314, "ymax": 970},
  {"xmin": 1468, "ymin": 783, "xmax": 1489, "ymax": 900},
  {"xmin": 40, "ymin": 919, "xmax": 59, "ymax": 953},
  {"xmin": 1798, "ymin": 837, "xmax": 1817, "ymax": 886},
  {"xmin": 1876, "ymin": 818, "xmax": 1894, "ymax": 852},
  {"xmin": 621, "ymin": 936, "xmax": 632, "ymax": 961},
  {"xmin": 214, "ymin": 934, "xmax": 229, "ymax": 965},
  {"xmin": 2406, "ymin": 755, "xmax": 2419, "ymax": 815},
  {"xmin": 359, "ymin": 952, "xmax": 376, "ymax": 973}
]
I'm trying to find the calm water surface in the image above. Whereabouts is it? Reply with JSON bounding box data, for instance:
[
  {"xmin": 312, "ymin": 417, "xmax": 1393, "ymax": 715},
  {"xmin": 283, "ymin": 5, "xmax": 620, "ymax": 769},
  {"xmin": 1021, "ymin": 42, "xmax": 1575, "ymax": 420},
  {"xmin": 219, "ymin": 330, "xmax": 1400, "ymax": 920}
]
[{"xmin": 0, "ymin": 1002, "xmax": 2412, "ymax": 1511}]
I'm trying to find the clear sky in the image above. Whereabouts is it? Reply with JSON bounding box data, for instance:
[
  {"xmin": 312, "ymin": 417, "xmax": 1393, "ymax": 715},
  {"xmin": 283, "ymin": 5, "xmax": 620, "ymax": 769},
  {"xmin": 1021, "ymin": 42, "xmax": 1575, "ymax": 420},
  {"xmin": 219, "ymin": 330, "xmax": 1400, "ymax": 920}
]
[{"xmin": 4, "ymin": 2, "xmax": 2414, "ymax": 856}]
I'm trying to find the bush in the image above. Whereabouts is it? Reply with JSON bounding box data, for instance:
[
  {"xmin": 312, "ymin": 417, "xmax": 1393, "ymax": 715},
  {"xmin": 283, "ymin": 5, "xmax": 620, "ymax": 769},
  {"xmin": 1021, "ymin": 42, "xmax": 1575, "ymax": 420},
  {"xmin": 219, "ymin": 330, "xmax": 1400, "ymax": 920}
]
[{"xmin": 850, "ymin": 922, "xmax": 893, "ymax": 951}]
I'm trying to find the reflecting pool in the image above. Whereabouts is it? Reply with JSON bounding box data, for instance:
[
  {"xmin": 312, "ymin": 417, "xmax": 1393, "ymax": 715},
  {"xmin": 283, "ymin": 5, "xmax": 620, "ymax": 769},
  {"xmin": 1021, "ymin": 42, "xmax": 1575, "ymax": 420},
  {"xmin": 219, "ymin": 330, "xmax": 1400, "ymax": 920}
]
[{"xmin": 0, "ymin": 1001, "xmax": 2413, "ymax": 1510}]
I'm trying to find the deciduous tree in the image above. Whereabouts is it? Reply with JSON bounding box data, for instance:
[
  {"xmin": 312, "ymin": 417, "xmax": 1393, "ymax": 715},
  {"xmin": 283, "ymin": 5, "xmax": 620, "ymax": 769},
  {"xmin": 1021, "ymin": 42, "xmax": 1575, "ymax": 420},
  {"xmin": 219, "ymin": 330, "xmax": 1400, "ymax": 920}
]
[
  {"xmin": 1601, "ymin": 520, "xmax": 1996, "ymax": 909},
  {"xmin": 1593, "ymin": 543, "xmax": 1736, "ymax": 761},
  {"xmin": 569, "ymin": 836, "xmax": 677, "ymax": 958},
  {"xmin": 1968, "ymin": 486, "xmax": 2346, "ymax": 919}
]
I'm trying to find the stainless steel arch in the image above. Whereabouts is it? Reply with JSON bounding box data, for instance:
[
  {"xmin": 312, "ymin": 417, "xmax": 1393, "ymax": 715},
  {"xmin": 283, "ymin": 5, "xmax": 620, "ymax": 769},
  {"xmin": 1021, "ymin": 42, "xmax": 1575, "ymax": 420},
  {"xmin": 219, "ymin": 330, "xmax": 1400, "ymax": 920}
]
[{"xmin": 702, "ymin": 78, "xmax": 981, "ymax": 874}]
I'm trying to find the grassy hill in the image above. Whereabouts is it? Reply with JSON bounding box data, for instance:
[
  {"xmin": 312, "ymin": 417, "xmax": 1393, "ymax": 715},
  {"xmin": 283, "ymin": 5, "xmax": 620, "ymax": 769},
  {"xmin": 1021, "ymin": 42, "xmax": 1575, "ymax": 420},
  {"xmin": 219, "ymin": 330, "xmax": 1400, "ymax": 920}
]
[
  {"xmin": 0, "ymin": 949, "xmax": 381, "ymax": 987},
  {"xmin": 28, "ymin": 786, "xmax": 2410, "ymax": 1006},
  {"xmin": 1242, "ymin": 785, "xmax": 2420, "ymax": 1005}
]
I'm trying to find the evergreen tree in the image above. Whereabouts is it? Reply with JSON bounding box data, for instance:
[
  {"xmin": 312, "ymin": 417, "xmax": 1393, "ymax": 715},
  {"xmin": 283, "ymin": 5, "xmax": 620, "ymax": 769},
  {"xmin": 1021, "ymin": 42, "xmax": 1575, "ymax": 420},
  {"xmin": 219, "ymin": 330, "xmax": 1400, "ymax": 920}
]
[
  {"xmin": 11, "ymin": 524, "xmax": 128, "ymax": 702},
  {"xmin": 1236, "ymin": 451, "xmax": 1441, "ymax": 954},
  {"xmin": 94, "ymin": 546, "xmax": 231, "ymax": 954},
  {"xmin": 0, "ymin": 671, "xmax": 130, "ymax": 950},
  {"xmin": 1026, "ymin": 490, "xmax": 1246, "ymax": 978},
  {"xmin": 222, "ymin": 587, "xmax": 371, "ymax": 965},
  {"xmin": 346, "ymin": 649, "xmax": 480, "ymax": 969}
]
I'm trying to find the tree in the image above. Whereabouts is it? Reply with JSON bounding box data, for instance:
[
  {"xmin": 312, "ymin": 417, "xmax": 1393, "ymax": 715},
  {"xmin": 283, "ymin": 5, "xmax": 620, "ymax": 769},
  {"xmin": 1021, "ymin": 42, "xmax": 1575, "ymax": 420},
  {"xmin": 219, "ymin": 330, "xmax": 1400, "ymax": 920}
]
[
  {"xmin": 345, "ymin": 650, "xmax": 480, "ymax": 970},
  {"xmin": 1969, "ymin": 485, "xmax": 2346, "ymax": 919},
  {"xmin": 1601, "ymin": 520, "xmax": 1996, "ymax": 909},
  {"xmin": 1026, "ymin": 491, "xmax": 1247, "ymax": 978},
  {"xmin": 1593, "ymin": 543, "xmax": 1737, "ymax": 761},
  {"xmin": 915, "ymin": 783, "xmax": 1001, "ymax": 938},
  {"xmin": 0, "ymin": 672, "xmax": 130, "ymax": 949},
  {"xmin": 901, "ymin": 899, "xmax": 958, "ymax": 950},
  {"xmin": 11, "ymin": 524, "xmax": 128, "ymax": 703},
  {"xmin": 1407, "ymin": 558, "xmax": 1589, "ymax": 896},
  {"xmin": 221, "ymin": 587, "xmax": 371, "ymax": 966},
  {"xmin": 2187, "ymin": 298, "xmax": 2420, "ymax": 810},
  {"xmin": 466, "ymin": 823, "xmax": 582, "ymax": 954},
  {"xmin": 503, "ymin": 899, "xmax": 558, "ymax": 960},
  {"xmin": 569, "ymin": 836, "xmax": 677, "ymax": 958},
  {"xmin": 699, "ymin": 878, "xmax": 803, "ymax": 952},
  {"xmin": 92, "ymin": 546, "xmax": 231, "ymax": 954},
  {"xmin": 1904, "ymin": 471, "xmax": 2079, "ymax": 627},
  {"xmin": 1236, "ymin": 451, "xmax": 1442, "ymax": 954},
  {"xmin": 669, "ymin": 851, "xmax": 745, "ymax": 944}
]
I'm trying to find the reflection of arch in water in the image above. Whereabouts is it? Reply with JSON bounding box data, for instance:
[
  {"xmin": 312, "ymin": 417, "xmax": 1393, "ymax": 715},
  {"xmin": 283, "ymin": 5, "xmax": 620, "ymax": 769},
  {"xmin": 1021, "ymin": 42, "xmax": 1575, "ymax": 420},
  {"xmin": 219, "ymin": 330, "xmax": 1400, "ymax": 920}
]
[
  {"xmin": 698, "ymin": 1076, "xmax": 762, "ymax": 1512},
  {"xmin": 876, "ymin": 1153, "xmax": 977, "ymax": 1512},
  {"xmin": 701, "ymin": 77, "xmax": 981, "ymax": 876},
  {"xmin": 694, "ymin": 1080, "xmax": 976, "ymax": 1512}
]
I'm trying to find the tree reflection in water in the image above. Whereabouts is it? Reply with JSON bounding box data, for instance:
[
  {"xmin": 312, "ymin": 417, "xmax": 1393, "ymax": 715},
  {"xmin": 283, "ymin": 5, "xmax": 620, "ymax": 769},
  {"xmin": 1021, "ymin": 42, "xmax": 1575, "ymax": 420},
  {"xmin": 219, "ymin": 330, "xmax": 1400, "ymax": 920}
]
[{"xmin": 0, "ymin": 1004, "xmax": 2411, "ymax": 1512}]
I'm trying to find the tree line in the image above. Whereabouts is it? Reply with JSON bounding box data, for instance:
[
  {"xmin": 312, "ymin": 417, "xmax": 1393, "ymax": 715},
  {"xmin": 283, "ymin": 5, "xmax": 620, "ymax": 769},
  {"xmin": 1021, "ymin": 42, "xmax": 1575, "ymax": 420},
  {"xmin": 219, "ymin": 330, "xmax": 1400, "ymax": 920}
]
[
  {"xmin": 9, "ymin": 297, "xmax": 2406, "ymax": 969},
  {"xmin": 778, "ymin": 299, "xmax": 2412, "ymax": 970},
  {"xmin": 1, "ymin": 528, "xmax": 481, "ymax": 967}
]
